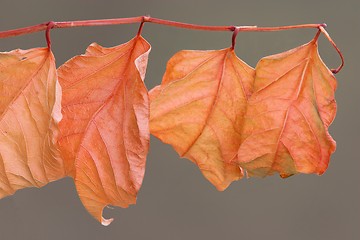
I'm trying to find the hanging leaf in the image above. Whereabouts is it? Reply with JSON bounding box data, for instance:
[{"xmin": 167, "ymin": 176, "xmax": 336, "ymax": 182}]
[
  {"xmin": 57, "ymin": 36, "xmax": 151, "ymax": 225},
  {"xmin": 236, "ymin": 35, "xmax": 337, "ymax": 178},
  {"xmin": 150, "ymin": 49, "xmax": 254, "ymax": 190},
  {"xmin": 0, "ymin": 48, "xmax": 64, "ymax": 198}
]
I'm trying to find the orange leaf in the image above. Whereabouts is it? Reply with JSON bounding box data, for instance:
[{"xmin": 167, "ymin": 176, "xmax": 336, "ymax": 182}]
[
  {"xmin": 57, "ymin": 36, "xmax": 150, "ymax": 225},
  {"xmin": 0, "ymin": 48, "xmax": 64, "ymax": 198},
  {"xmin": 150, "ymin": 49, "xmax": 254, "ymax": 190},
  {"xmin": 236, "ymin": 36, "xmax": 337, "ymax": 177}
]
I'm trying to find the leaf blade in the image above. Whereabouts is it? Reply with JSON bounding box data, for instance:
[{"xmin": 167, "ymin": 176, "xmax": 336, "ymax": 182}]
[
  {"xmin": 58, "ymin": 36, "xmax": 151, "ymax": 225},
  {"xmin": 236, "ymin": 39, "xmax": 337, "ymax": 177},
  {"xmin": 150, "ymin": 49, "xmax": 254, "ymax": 190},
  {"xmin": 0, "ymin": 48, "xmax": 64, "ymax": 198}
]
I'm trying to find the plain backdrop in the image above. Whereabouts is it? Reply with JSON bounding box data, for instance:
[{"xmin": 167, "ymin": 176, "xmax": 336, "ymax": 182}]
[{"xmin": 0, "ymin": 0, "xmax": 359, "ymax": 239}]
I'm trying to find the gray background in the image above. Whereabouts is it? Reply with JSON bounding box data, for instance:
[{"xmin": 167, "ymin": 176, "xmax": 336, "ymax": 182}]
[{"xmin": 0, "ymin": 0, "xmax": 359, "ymax": 239}]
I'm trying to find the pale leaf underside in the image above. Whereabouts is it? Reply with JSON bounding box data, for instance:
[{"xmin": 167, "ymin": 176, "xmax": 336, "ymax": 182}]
[{"xmin": 0, "ymin": 48, "xmax": 64, "ymax": 198}]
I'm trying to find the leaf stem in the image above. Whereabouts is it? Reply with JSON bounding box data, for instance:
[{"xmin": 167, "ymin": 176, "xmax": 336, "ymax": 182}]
[
  {"xmin": 45, "ymin": 21, "xmax": 55, "ymax": 49},
  {"xmin": 318, "ymin": 26, "xmax": 344, "ymax": 74},
  {"xmin": 0, "ymin": 16, "xmax": 343, "ymax": 73},
  {"xmin": 231, "ymin": 27, "xmax": 241, "ymax": 50}
]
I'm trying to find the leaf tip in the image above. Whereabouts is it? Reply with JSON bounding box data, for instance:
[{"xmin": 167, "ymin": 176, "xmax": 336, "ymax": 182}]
[
  {"xmin": 280, "ymin": 173, "xmax": 294, "ymax": 179},
  {"xmin": 101, "ymin": 216, "xmax": 114, "ymax": 226}
]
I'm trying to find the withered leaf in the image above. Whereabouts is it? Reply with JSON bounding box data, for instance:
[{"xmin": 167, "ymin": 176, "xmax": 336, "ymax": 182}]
[
  {"xmin": 236, "ymin": 36, "xmax": 337, "ymax": 177},
  {"xmin": 0, "ymin": 48, "xmax": 64, "ymax": 198},
  {"xmin": 150, "ymin": 49, "xmax": 254, "ymax": 190},
  {"xmin": 57, "ymin": 36, "xmax": 150, "ymax": 225}
]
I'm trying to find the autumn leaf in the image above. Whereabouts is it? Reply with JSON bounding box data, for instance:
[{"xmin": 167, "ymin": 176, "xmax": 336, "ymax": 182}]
[
  {"xmin": 57, "ymin": 36, "xmax": 151, "ymax": 225},
  {"xmin": 150, "ymin": 49, "xmax": 254, "ymax": 190},
  {"xmin": 0, "ymin": 48, "xmax": 64, "ymax": 198},
  {"xmin": 236, "ymin": 33, "xmax": 337, "ymax": 178}
]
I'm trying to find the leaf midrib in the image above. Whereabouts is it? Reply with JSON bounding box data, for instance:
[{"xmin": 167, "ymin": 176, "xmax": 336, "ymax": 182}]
[
  {"xmin": 73, "ymin": 37, "xmax": 147, "ymax": 203},
  {"xmin": 181, "ymin": 50, "xmax": 229, "ymax": 157}
]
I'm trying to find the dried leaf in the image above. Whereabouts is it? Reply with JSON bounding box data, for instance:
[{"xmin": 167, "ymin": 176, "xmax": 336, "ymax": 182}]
[
  {"xmin": 57, "ymin": 36, "xmax": 150, "ymax": 225},
  {"xmin": 150, "ymin": 49, "xmax": 254, "ymax": 190},
  {"xmin": 236, "ymin": 36, "xmax": 337, "ymax": 177},
  {"xmin": 0, "ymin": 48, "xmax": 64, "ymax": 198}
]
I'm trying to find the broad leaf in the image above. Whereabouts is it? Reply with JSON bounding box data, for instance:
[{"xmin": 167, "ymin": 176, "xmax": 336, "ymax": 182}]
[
  {"xmin": 236, "ymin": 37, "xmax": 337, "ymax": 177},
  {"xmin": 150, "ymin": 49, "xmax": 254, "ymax": 190},
  {"xmin": 57, "ymin": 36, "xmax": 151, "ymax": 225},
  {"xmin": 0, "ymin": 48, "xmax": 64, "ymax": 198}
]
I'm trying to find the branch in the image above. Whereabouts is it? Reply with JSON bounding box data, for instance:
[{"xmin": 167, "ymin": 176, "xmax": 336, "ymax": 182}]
[
  {"xmin": 0, "ymin": 16, "xmax": 325, "ymax": 38},
  {"xmin": 0, "ymin": 16, "xmax": 343, "ymax": 73}
]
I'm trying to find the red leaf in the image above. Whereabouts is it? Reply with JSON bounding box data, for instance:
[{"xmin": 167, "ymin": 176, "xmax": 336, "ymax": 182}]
[
  {"xmin": 236, "ymin": 36, "xmax": 337, "ymax": 177},
  {"xmin": 150, "ymin": 49, "xmax": 254, "ymax": 190},
  {"xmin": 57, "ymin": 36, "xmax": 151, "ymax": 225}
]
